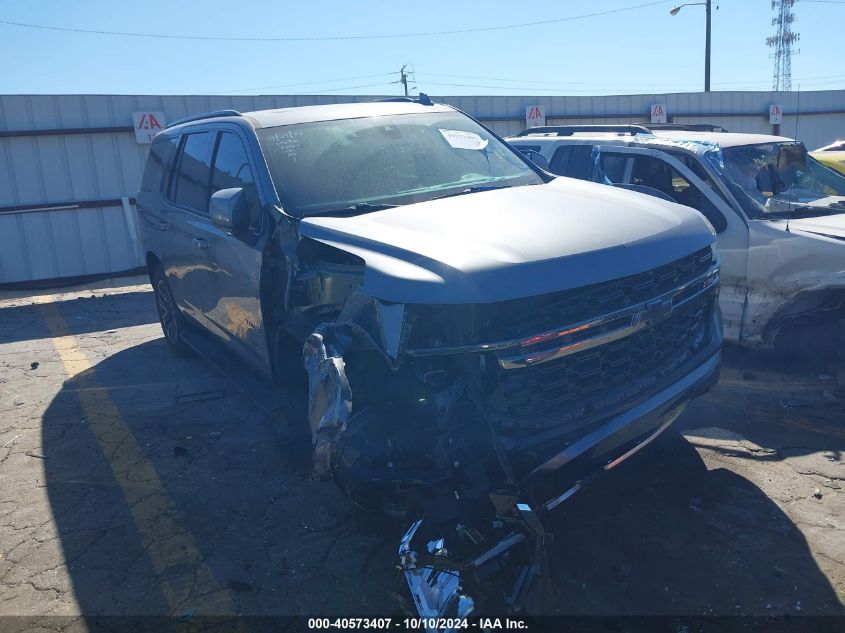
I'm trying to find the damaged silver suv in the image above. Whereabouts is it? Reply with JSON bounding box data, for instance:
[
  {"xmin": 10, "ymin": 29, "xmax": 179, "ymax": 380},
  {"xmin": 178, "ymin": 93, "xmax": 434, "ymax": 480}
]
[{"xmin": 138, "ymin": 100, "xmax": 721, "ymax": 620}]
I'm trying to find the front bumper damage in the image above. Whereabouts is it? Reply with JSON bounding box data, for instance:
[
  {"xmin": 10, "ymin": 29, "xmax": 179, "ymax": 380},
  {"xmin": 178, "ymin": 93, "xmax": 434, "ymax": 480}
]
[{"xmin": 301, "ymin": 261, "xmax": 721, "ymax": 627}]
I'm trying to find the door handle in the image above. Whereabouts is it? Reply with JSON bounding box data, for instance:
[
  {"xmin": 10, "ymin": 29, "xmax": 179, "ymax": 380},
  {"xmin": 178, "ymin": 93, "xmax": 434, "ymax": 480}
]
[
  {"xmin": 157, "ymin": 221, "xmax": 170, "ymax": 231},
  {"xmin": 192, "ymin": 238, "xmax": 209, "ymax": 249}
]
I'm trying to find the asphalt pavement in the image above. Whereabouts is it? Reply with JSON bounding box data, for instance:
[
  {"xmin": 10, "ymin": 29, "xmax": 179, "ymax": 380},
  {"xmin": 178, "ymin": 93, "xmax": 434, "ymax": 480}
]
[{"xmin": 0, "ymin": 278, "xmax": 842, "ymax": 625}]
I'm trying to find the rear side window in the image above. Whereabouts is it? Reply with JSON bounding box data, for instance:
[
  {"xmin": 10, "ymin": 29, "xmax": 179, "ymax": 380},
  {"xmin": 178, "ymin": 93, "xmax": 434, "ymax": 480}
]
[
  {"xmin": 549, "ymin": 145, "xmax": 593, "ymax": 180},
  {"xmin": 172, "ymin": 132, "xmax": 214, "ymax": 213},
  {"xmin": 564, "ymin": 145, "xmax": 594, "ymax": 179},
  {"xmin": 211, "ymin": 132, "xmax": 261, "ymax": 229},
  {"xmin": 549, "ymin": 146, "xmax": 573, "ymax": 175},
  {"xmin": 140, "ymin": 135, "xmax": 178, "ymax": 192}
]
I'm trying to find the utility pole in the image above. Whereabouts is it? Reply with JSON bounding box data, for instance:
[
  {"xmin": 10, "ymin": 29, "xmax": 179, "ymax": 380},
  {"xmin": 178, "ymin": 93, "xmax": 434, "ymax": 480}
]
[
  {"xmin": 669, "ymin": 2, "xmax": 712, "ymax": 92},
  {"xmin": 400, "ymin": 65, "xmax": 409, "ymax": 97}
]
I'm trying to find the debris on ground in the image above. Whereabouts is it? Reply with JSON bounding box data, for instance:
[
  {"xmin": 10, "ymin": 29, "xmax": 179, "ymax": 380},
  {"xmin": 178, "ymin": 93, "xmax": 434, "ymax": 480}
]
[
  {"xmin": 175, "ymin": 389, "xmax": 226, "ymax": 404},
  {"xmin": 2, "ymin": 434, "xmax": 22, "ymax": 448}
]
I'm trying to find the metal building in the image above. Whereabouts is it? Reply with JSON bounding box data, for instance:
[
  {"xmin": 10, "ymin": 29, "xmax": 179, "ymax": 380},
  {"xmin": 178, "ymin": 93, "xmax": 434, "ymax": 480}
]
[{"xmin": 1, "ymin": 91, "xmax": 843, "ymax": 285}]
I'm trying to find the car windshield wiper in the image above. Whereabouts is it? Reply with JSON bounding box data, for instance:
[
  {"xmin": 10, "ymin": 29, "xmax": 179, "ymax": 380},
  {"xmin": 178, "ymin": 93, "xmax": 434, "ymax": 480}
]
[
  {"xmin": 303, "ymin": 202, "xmax": 400, "ymax": 218},
  {"xmin": 431, "ymin": 184, "xmax": 512, "ymax": 201}
]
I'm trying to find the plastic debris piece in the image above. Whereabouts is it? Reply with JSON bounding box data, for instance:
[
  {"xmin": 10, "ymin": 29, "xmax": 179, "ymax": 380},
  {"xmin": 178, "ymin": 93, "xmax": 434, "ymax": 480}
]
[
  {"xmin": 30, "ymin": 362, "xmax": 39, "ymax": 370},
  {"xmin": 175, "ymin": 389, "xmax": 225, "ymax": 404},
  {"xmin": 227, "ymin": 580, "xmax": 253, "ymax": 593},
  {"xmin": 813, "ymin": 488, "xmax": 822, "ymax": 499},
  {"xmin": 2, "ymin": 435, "xmax": 22, "ymax": 448}
]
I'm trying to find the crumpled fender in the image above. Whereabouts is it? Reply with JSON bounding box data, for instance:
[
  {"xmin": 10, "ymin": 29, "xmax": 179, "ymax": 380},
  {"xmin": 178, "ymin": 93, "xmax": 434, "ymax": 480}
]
[
  {"xmin": 743, "ymin": 223, "xmax": 845, "ymax": 346},
  {"xmin": 303, "ymin": 327, "xmax": 352, "ymax": 480},
  {"xmin": 744, "ymin": 273, "xmax": 845, "ymax": 346}
]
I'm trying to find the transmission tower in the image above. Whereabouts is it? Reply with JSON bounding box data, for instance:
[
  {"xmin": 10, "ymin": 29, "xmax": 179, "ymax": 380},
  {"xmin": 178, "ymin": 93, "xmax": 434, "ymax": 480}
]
[{"xmin": 766, "ymin": 0, "xmax": 799, "ymax": 91}]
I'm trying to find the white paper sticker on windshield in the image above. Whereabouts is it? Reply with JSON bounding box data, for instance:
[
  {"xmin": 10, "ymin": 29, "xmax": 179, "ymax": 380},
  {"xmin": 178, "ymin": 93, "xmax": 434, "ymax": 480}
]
[{"xmin": 438, "ymin": 129, "xmax": 489, "ymax": 150}]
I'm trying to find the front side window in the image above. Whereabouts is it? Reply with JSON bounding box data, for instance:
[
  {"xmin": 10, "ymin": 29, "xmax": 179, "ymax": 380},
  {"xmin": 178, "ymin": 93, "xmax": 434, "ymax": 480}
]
[
  {"xmin": 211, "ymin": 132, "xmax": 261, "ymax": 228},
  {"xmin": 721, "ymin": 142, "xmax": 845, "ymax": 218},
  {"xmin": 625, "ymin": 155, "xmax": 727, "ymax": 232},
  {"xmin": 173, "ymin": 132, "xmax": 214, "ymax": 213},
  {"xmin": 599, "ymin": 154, "xmax": 627, "ymax": 183},
  {"xmin": 257, "ymin": 111, "xmax": 542, "ymax": 216}
]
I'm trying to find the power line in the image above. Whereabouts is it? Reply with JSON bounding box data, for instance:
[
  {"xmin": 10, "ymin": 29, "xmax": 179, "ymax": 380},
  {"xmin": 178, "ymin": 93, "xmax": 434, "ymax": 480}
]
[
  {"xmin": 222, "ymin": 72, "xmax": 397, "ymax": 94},
  {"xmin": 285, "ymin": 81, "xmax": 400, "ymax": 94},
  {"xmin": 414, "ymin": 71, "xmax": 845, "ymax": 88},
  {"xmin": 0, "ymin": 2, "xmax": 672, "ymax": 42},
  {"xmin": 416, "ymin": 76, "xmax": 845, "ymax": 94}
]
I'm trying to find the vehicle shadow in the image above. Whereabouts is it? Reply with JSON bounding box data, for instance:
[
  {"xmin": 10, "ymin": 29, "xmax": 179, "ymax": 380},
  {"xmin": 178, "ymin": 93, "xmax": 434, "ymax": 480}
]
[
  {"xmin": 677, "ymin": 343, "xmax": 845, "ymax": 462},
  {"xmin": 40, "ymin": 338, "xmax": 399, "ymax": 619},
  {"xmin": 544, "ymin": 431, "xmax": 844, "ymax": 616},
  {"xmin": 0, "ymin": 291, "xmax": 157, "ymax": 344},
  {"xmin": 40, "ymin": 339, "xmax": 843, "ymax": 620}
]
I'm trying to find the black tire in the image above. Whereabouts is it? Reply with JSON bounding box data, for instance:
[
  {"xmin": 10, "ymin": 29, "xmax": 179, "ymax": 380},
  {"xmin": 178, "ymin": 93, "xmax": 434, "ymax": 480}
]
[{"xmin": 151, "ymin": 264, "xmax": 191, "ymax": 356}]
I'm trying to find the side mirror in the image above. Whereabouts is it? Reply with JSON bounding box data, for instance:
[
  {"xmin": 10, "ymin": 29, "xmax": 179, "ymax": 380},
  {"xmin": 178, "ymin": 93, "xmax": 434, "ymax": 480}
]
[
  {"xmin": 755, "ymin": 163, "xmax": 782, "ymax": 197},
  {"xmin": 210, "ymin": 188, "xmax": 248, "ymax": 232},
  {"xmin": 520, "ymin": 149, "xmax": 551, "ymax": 172}
]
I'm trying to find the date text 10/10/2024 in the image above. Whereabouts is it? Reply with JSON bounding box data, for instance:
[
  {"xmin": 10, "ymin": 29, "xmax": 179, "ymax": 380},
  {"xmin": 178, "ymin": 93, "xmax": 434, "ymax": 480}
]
[{"xmin": 307, "ymin": 618, "xmax": 530, "ymax": 630}]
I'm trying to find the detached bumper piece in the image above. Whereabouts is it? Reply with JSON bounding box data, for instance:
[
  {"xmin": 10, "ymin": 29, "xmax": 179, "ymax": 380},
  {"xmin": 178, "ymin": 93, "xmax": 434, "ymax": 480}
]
[{"xmin": 399, "ymin": 504, "xmax": 550, "ymax": 633}]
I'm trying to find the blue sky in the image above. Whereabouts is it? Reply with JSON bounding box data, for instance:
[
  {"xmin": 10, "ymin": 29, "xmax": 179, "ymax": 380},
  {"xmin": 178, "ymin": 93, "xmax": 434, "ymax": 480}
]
[{"xmin": 1, "ymin": 0, "xmax": 843, "ymax": 96}]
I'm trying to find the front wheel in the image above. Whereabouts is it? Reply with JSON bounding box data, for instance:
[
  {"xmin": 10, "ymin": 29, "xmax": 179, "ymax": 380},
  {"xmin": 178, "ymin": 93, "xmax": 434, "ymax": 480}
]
[{"xmin": 151, "ymin": 264, "xmax": 191, "ymax": 355}]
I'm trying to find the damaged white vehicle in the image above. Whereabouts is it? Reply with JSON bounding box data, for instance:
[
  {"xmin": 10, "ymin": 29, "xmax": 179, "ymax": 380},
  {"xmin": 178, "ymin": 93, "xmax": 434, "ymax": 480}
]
[
  {"xmin": 510, "ymin": 127, "xmax": 845, "ymax": 355},
  {"xmin": 138, "ymin": 102, "xmax": 721, "ymax": 622}
]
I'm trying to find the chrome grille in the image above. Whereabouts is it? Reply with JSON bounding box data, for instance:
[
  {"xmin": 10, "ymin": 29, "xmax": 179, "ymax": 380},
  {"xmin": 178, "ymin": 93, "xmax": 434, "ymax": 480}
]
[
  {"xmin": 490, "ymin": 246, "xmax": 714, "ymax": 339},
  {"xmin": 486, "ymin": 277, "xmax": 715, "ymax": 436}
]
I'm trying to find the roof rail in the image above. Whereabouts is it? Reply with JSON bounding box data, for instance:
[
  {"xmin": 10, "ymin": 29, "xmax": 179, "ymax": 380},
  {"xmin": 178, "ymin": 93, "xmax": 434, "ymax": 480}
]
[
  {"xmin": 166, "ymin": 109, "xmax": 242, "ymax": 129},
  {"xmin": 377, "ymin": 93, "xmax": 434, "ymax": 106},
  {"xmin": 646, "ymin": 123, "xmax": 729, "ymax": 132},
  {"xmin": 516, "ymin": 124, "xmax": 652, "ymax": 137}
]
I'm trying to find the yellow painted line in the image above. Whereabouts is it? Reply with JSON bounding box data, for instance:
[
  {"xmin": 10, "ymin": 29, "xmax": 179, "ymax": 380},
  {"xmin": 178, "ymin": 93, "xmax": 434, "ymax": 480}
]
[{"xmin": 35, "ymin": 297, "xmax": 236, "ymax": 616}]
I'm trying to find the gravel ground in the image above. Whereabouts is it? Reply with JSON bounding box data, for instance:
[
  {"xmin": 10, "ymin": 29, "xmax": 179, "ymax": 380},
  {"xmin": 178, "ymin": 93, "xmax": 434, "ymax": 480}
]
[{"xmin": 0, "ymin": 278, "xmax": 842, "ymax": 624}]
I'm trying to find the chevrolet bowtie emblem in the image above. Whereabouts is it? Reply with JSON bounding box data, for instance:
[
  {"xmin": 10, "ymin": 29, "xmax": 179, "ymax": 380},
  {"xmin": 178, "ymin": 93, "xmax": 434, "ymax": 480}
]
[{"xmin": 634, "ymin": 298, "xmax": 673, "ymax": 325}]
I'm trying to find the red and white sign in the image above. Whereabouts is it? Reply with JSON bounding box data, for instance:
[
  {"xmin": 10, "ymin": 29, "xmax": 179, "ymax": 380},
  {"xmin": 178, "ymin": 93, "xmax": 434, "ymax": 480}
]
[
  {"xmin": 650, "ymin": 104, "xmax": 667, "ymax": 124},
  {"xmin": 525, "ymin": 105, "xmax": 546, "ymax": 128},
  {"xmin": 132, "ymin": 111, "xmax": 166, "ymax": 144},
  {"xmin": 769, "ymin": 104, "xmax": 783, "ymax": 125}
]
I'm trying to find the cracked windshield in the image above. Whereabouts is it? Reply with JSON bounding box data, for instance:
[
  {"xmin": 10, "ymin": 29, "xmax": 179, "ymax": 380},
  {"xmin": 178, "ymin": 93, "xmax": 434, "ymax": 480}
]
[{"xmin": 722, "ymin": 142, "xmax": 845, "ymax": 217}]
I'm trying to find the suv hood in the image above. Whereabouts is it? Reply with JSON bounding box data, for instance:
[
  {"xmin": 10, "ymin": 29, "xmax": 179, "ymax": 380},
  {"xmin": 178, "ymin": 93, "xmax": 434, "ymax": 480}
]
[
  {"xmin": 299, "ymin": 178, "xmax": 714, "ymax": 304},
  {"xmin": 787, "ymin": 208, "xmax": 845, "ymax": 240}
]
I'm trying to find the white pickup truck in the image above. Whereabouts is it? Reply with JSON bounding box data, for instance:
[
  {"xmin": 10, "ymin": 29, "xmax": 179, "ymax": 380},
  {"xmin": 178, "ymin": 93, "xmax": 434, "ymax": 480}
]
[{"xmin": 509, "ymin": 126, "xmax": 845, "ymax": 356}]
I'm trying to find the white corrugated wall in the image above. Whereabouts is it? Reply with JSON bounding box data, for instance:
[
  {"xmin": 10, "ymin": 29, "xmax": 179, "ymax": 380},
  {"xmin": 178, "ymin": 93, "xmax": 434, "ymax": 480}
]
[{"xmin": 1, "ymin": 91, "xmax": 843, "ymax": 284}]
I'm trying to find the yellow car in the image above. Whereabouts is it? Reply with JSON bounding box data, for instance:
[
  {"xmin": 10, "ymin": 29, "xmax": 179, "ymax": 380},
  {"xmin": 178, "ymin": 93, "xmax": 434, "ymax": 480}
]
[{"xmin": 811, "ymin": 140, "xmax": 845, "ymax": 176}]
